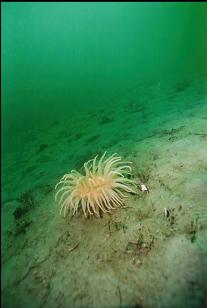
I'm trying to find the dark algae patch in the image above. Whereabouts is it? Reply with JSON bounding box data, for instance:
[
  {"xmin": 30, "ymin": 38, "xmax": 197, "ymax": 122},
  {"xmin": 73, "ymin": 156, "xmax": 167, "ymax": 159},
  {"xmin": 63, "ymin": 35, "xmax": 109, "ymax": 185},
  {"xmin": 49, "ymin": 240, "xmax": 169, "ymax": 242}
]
[
  {"xmin": 37, "ymin": 143, "xmax": 49, "ymax": 154},
  {"xmin": 13, "ymin": 190, "xmax": 36, "ymax": 234}
]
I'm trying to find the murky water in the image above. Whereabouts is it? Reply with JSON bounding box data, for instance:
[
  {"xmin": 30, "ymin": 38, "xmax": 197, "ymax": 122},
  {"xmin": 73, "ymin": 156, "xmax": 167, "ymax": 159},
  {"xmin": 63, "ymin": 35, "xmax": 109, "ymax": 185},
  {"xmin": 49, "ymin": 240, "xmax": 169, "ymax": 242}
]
[{"xmin": 2, "ymin": 3, "xmax": 207, "ymax": 308}]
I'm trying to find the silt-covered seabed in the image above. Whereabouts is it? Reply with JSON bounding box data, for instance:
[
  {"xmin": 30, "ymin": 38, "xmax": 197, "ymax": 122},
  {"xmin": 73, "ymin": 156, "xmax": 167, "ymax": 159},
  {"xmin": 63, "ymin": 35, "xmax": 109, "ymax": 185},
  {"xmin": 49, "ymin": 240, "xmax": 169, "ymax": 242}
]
[{"xmin": 2, "ymin": 75, "xmax": 207, "ymax": 308}]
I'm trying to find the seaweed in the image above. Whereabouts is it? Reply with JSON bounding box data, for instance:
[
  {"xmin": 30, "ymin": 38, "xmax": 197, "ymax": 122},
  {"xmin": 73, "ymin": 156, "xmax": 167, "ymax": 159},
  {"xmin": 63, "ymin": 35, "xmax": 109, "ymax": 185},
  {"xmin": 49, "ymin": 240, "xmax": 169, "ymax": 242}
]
[
  {"xmin": 13, "ymin": 190, "xmax": 36, "ymax": 234},
  {"xmin": 40, "ymin": 184, "xmax": 53, "ymax": 195},
  {"xmin": 15, "ymin": 218, "xmax": 32, "ymax": 235},
  {"xmin": 16, "ymin": 190, "xmax": 35, "ymax": 210},
  {"xmin": 126, "ymin": 225, "xmax": 154, "ymax": 257},
  {"xmin": 75, "ymin": 133, "xmax": 83, "ymax": 140},
  {"xmin": 37, "ymin": 143, "xmax": 48, "ymax": 154},
  {"xmin": 23, "ymin": 165, "xmax": 37, "ymax": 175},
  {"xmin": 124, "ymin": 99, "xmax": 145, "ymax": 114},
  {"xmin": 49, "ymin": 120, "xmax": 60, "ymax": 128},
  {"xmin": 135, "ymin": 207, "xmax": 153, "ymax": 220},
  {"xmin": 176, "ymin": 80, "xmax": 191, "ymax": 92},
  {"xmin": 193, "ymin": 133, "xmax": 207, "ymax": 138},
  {"xmin": 136, "ymin": 169, "xmax": 151, "ymax": 183},
  {"xmin": 13, "ymin": 206, "xmax": 29, "ymax": 220},
  {"xmin": 85, "ymin": 134, "xmax": 100, "ymax": 144},
  {"xmin": 168, "ymin": 136, "xmax": 178, "ymax": 142},
  {"xmin": 164, "ymin": 208, "xmax": 176, "ymax": 226},
  {"xmin": 98, "ymin": 115, "xmax": 113, "ymax": 125},
  {"xmin": 183, "ymin": 219, "xmax": 200, "ymax": 243},
  {"xmin": 88, "ymin": 111, "xmax": 98, "ymax": 119},
  {"xmin": 108, "ymin": 219, "xmax": 128, "ymax": 234},
  {"xmin": 159, "ymin": 126, "xmax": 185, "ymax": 137}
]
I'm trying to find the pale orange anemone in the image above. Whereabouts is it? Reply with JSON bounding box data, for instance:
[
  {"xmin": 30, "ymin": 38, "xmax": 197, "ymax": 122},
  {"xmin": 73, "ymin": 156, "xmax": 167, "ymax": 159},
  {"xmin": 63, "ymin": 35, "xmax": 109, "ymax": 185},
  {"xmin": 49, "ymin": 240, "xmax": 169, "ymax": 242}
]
[{"xmin": 55, "ymin": 152, "xmax": 136, "ymax": 218}]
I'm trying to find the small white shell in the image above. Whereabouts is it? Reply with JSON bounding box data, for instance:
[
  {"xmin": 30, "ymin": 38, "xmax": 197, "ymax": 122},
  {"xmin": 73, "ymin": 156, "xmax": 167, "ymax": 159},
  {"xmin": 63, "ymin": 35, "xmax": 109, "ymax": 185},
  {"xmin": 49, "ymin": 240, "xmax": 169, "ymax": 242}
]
[{"xmin": 140, "ymin": 184, "xmax": 148, "ymax": 192}]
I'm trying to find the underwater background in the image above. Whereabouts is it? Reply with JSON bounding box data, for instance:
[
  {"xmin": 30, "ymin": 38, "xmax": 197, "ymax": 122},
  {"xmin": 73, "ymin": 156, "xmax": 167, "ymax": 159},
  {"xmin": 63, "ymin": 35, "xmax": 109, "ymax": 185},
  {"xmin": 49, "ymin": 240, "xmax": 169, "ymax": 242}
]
[{"xmin": 2, "ymin": 2, "xmax": 207, "ymax": 308}]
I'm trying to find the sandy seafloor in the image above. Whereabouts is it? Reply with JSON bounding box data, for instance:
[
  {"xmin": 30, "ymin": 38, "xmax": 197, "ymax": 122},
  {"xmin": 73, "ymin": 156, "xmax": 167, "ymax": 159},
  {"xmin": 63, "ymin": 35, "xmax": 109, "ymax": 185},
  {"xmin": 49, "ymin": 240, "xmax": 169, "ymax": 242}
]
[{"xmin": 2, "ymin": 75, "xmax": 207, "ymax": 308}]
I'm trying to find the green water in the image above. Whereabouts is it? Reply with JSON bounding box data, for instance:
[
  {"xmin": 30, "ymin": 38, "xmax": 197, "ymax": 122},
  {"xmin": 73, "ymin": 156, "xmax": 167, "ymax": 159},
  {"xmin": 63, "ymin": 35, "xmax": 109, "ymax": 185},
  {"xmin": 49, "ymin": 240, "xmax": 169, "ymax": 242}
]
[
  {"xmin": 2, "ymin": 2, "xmax": 207, "ymax": 128},
  {"xmin": 2, "ymin": 3, "xmax": 207, "ymax": 308}
]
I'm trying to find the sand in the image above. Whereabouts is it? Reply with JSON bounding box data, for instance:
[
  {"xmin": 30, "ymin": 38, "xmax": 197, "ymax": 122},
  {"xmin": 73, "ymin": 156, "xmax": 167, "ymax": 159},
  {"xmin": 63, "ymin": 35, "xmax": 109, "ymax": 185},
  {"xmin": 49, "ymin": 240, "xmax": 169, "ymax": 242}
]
[{"xmin": 2, "ymin": 74, "xmax": 207, "ymax": 308}]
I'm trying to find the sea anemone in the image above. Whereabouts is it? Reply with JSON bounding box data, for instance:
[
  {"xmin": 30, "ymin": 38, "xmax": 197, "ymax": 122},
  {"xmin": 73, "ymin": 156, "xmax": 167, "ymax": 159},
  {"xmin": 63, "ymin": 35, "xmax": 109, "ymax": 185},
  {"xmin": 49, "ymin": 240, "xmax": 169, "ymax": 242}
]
[{"xmin": 55, "ymin": 152, "xmax": 136, "ymax": 218}]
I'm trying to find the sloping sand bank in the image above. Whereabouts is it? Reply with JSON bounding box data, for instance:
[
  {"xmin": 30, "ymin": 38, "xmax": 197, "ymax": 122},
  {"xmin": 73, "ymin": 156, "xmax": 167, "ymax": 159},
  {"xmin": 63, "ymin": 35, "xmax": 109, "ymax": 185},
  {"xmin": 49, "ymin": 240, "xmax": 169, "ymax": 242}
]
[{"xmin": 2, "ymin": 76, "xmax": 207, "ymax": 307}]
